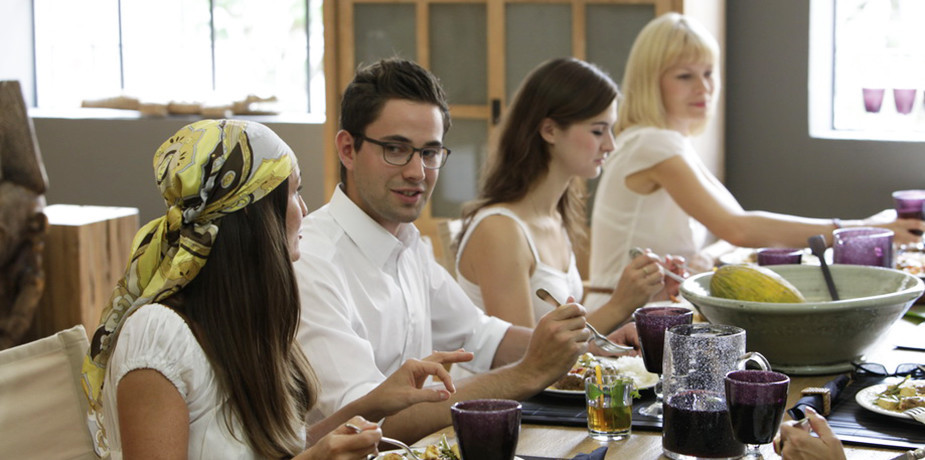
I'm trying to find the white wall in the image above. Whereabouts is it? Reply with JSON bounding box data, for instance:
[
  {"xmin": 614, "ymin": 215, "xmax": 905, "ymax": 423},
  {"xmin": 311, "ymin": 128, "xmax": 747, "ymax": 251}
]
[
  {"xmin": 1, "ymin": 2, "xmax": 329, "ymax": 223},
  {"xmin": 0, "ymin": 0, "xmax": 35, "ymax": 106},
  {"xmin": 31, "ymin": 115, "xmax": 328, "ymax": 224},
  {"xmin": 725, "ymin": 1, "xmax": 925, "ymax": 218}
]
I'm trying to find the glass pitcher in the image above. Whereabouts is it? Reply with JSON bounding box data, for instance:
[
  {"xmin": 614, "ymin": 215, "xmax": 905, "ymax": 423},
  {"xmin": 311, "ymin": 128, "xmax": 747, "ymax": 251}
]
[{"xmin": 661, "ymin": 324, "xmax": 770, "ymax": 460}]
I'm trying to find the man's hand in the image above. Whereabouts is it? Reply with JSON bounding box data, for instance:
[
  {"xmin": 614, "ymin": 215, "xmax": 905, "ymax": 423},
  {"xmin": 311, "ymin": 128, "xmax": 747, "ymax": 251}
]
[
  {"xmin": 593, "ymin": 322, "xmax": 639, "ymax": 357},
  {"xmin": 516, "ymin": 299, "xmax": 590, "ymax": 388}
]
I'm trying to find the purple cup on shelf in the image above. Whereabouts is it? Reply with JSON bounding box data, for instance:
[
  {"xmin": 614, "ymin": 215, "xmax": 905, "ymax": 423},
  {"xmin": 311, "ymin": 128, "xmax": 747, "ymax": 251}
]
[
  {"xmin": 862, "ymin": 88, "xmax": 885, "ymax": 113},
  {"xmin": 894, "ymin": 89, "xmax": 917, "ymax": 114},
  {"xmin": 451, "ymin": 399, "xmax": 521, "ymax": 460},
  {"xmin": 832, "ymin": 227, "xmax": 894, "ymax": 268},
  {"xmin": 756, "ymin": 248, "xmax": 803, "ymax": 266}
]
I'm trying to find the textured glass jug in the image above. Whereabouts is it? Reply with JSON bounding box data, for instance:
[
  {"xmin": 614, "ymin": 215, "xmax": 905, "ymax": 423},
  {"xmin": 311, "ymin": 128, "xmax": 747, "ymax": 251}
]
[{"xmin": 661, "ymin": 324, "xmax": 770, "ymax": 460}]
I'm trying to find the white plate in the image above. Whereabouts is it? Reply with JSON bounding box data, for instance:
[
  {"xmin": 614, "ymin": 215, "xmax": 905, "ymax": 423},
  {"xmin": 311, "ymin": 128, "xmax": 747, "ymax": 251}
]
[
  {"xmin": 854, "ymin": 382, "xmax": 914, "ymax": 420},
  {"xmin": 375, "ymin": 450, "xmax": 523, "ymax": 459},
  {"xmin": 894, "ymin": 322, "xmax": 925, "ymax": 351},
  {"xmin": 544, "ymin": 355, "xmax": 658, "ymax": 397}
]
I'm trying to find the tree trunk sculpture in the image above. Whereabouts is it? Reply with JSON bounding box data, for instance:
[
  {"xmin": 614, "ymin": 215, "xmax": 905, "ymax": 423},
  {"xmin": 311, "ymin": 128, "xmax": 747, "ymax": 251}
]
[{"xmin": 0, "ymin": 80, "xmax": 49, "ymax": 350}]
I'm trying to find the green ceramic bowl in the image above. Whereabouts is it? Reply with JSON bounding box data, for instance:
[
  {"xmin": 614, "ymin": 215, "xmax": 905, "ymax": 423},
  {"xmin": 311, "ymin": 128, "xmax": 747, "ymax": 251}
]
[{"xmin": 680, "ymin": 264, "xmax": 924, "ymax": 375}]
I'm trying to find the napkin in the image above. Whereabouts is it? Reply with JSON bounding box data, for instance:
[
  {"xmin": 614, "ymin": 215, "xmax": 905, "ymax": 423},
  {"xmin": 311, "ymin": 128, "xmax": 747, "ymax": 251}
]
[
  {"xmin": 786, "ymin": 373, "xmax": 851, "ymax": 420},
  {"xmin": 570, "ymin": 446, "xmax": 608, "ymax": 460}
]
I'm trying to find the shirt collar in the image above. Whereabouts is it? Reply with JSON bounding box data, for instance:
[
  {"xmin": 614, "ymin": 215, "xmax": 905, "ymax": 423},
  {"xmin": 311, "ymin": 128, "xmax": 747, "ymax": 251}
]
[{"xmin": 328, "ymin": 185, "xmax": 421, "ymax": 268}]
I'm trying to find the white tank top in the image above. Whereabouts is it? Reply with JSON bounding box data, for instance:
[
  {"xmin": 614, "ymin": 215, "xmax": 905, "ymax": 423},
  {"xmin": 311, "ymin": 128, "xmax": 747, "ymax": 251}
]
[{"xmin": 455, "ymin": 207, "xmax": 584, "ymax": 320}]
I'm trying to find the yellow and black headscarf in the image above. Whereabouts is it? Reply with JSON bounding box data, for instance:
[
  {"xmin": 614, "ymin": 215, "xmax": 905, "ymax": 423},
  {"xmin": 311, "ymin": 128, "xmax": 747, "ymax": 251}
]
[{"xmin": 80, "ymin": 119, "xmax": 294, "ymax": 455}]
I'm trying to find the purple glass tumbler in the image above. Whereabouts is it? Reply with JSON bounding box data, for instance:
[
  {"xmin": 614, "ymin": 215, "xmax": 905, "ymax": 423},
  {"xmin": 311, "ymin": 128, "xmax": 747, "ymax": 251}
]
[
  {"xmin": 632, "ymin": 305, "xmax": 694, "ymax": 418},
  {"xmin": 832, "ymin": 227, "xmax": 894, "ymax": 268},
  {"xmin": 892, "ymin": 189, "xmax": 925, "ymax": 237},
  {"xmin": 725, "ymin": 370, "xmax": 790, "ymax": 460},
  {"xmin": 451, "ymin": 399, "xmax": 521, "ymax": 460},
  {"xmin": 862, "ymin": 88, "xmax": 885, "ymax": 113},
  {"xmin": 894, "ymin": 89, "xmax": 917, "ymax": 114},
  {"xmin": 756, "ymin": 248, "xmax": 803, "ymax": 266}
]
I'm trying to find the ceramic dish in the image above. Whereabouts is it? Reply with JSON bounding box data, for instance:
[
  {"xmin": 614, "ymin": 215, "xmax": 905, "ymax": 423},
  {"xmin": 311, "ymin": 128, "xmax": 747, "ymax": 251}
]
[
  {"xmin": 544, "ymin": 355, "xmax": 658, "ymax": 397},
  {"xmin": 854, "ymin": 383, "xmax": 914, "ymax": 420},
  {"xmin": 680, "ymin": 265, "xmax": 924, "ymax": 375}
]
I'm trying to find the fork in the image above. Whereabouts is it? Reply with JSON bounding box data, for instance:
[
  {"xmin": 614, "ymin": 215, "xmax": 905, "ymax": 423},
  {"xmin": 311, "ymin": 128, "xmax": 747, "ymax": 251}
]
[
  {"xmin": 630, "ymin": 247, "xmax": 687, "ymax": 283},
  {"xmin": 904, "ymin": 406, "xmax": 925, "ymax": 425},
  {"xmin": 346, "ymin": 423, "xmax": 421, "ymax": 460},
  {"xmin": 535, "ymin": 288, "xmax": 634, "ymax": 353}
]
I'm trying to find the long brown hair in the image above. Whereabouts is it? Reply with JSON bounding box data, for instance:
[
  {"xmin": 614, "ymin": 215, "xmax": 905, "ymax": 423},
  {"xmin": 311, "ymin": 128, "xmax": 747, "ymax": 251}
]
[
  {"xmin": 164, "ymin": 177, "xmax": 316, "ymax": 458},
  {"xmin": 459, "ymin": 57, "xmax": 618, "ymax": 248}
]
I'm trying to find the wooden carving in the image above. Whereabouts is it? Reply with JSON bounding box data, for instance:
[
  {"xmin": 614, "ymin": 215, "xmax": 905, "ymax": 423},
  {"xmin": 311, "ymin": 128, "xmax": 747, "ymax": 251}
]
[{"xmin": 0, "ymin": 80, "xmax": 49, "ymax": 349}]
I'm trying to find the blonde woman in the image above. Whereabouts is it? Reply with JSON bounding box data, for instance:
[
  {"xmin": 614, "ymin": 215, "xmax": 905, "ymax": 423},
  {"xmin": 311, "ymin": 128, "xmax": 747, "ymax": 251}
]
[{"xmin": 587, "ymin": 13, "xmax": 923, "ymax": 308}]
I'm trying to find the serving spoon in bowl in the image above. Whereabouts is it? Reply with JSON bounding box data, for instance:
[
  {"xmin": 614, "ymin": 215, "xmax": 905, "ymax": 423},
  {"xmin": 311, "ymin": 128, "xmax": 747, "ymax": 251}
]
[
  {"xmin": 536, "ymin": 288, "xmax": 634, "ymax": 353},
  {"xmin": 808, "ymin": 234, "xmax": 839, "ymax": 301}
]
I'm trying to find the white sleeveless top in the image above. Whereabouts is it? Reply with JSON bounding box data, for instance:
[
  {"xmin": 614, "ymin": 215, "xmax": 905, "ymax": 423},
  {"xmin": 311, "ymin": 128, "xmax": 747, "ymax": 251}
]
[
  {"xmin": 455, "ymin": 207, "xmax": 583, "ymax": 320},
  {"xmin": 101, "ymin": 304, "xmax": 305, "ymax": 459}
]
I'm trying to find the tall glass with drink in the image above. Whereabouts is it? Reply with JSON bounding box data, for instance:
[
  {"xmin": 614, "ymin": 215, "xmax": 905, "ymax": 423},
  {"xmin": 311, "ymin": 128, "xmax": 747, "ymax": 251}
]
[
  {"xmin": 584, "ymin": 374, "xmax": 634, "ymax": 442},
  {"xmin": 633, "ymin": 305, "xmax": 693, "ymax": 417}
]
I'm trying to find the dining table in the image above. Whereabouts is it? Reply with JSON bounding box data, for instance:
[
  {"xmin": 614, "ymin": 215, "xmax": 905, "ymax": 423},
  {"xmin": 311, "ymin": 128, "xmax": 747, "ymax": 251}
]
[{"xmin": 414, "ymin": 309, "xmax": 925, "ymax": 460}]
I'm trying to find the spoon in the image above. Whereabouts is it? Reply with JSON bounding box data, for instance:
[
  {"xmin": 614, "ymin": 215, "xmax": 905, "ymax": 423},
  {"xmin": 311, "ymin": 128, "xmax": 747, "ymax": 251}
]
[
  {"xmin": 346, "ymin": 423, "xmax": 421, "ymax": 460},
  {"xmin": 535, "ymin": 288, "xmax": 634, "ymax": 353},
  {"xmin": 808, "ymin": 234, "xmax": 839, "ymax": 301}
]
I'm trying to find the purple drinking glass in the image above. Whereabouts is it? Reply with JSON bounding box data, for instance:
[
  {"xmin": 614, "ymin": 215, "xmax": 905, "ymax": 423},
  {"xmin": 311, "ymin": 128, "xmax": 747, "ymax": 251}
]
[
  {"xmin": 832, "ymin": 227, "xmax": 894, "ymax": 268},
  {"xmin": 862, "ymin": 88, "xmax": 885, "ymax": 113},
  {"xmin": 756, "ymin": 248, "xmax": 803, "ymax": 266},
  {"xmin": 724, "ymin": 370, "xmax": 790, "ymax": 460},
  {"xmin": 451, "ymin": 399, "xmax": 521, "ymax": 460},
  {"xmin": 894, "ymin": 89, "xmax": 917, "ymax": 114},
  {"xmin": 632, "ymin": 305, "xmax": 694, "ymax": 418},
  {"xmin": 893, "ymin": 190, "xmax": 925, "ymax": 238}
]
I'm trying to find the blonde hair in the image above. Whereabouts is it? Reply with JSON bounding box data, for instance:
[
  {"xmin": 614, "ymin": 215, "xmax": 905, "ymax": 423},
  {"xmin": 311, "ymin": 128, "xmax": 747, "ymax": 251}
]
[{"xmin": 616, "ymin": 12, "xmax": 720, "ymax": 136}]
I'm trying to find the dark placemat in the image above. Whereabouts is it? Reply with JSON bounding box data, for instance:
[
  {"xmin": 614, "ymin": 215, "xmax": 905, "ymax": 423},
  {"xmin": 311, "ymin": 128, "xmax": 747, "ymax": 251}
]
[
  {"xmin": 524, "ymin": 376, "xmax": 925, "ymax": 450},
  {"xmin": 822, "ymin": 374, "xmax": 925, "ymax": 450},
  {"xmin": 521, "ymin": 389, "xmax": 662, "ymax": 431}
]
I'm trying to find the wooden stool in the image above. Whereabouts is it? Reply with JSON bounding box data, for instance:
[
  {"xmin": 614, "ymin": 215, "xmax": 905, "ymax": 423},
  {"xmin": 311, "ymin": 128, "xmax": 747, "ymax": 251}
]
[{"xmin": 29, "ymin": 204, "xmax": 139, "ymax": 341}]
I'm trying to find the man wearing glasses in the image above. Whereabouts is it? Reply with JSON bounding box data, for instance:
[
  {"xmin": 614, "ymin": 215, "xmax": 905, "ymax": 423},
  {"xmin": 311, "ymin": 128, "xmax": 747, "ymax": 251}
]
[{"xmin": 294, "ymin": 58, "xmax": 592, "ymax": 443}]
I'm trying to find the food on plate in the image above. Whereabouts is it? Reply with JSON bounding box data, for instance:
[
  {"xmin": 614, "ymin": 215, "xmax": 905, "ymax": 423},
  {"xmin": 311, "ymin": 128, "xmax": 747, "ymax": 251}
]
[
  {"xmin": 896, "ymin": 249, "xmax": 925, "ymax": 276},
  {"xmin": 379, "ymin": 435, "xmax": 459, "ymax": 460},
  {"xmin": 550, "ymin": 353, "xmax": 657, "ymax": 392},
  {"xmin": 874, "ymin": 377, "xmax": 925, "ymax": 411},
  {"xmin": 709, "ymin": 264, "xmax": 806, "ymax": 303}
]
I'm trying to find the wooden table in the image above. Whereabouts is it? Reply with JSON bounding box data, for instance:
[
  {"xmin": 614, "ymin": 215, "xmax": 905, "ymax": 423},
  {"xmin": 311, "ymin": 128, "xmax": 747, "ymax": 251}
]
[{"xmin": 417, "ymin": 318, "xmax": 923, "ymax": 460}]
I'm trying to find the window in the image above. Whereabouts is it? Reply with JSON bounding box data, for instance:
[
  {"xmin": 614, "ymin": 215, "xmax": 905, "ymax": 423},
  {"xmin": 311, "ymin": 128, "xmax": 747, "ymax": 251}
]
[
  {"xmin": 809, "ymin": 0, "xmax": 925, "ymax": 141},
  {"xmin": 33, "ymin": 0, "xmax": 324, "ymax": 115}
]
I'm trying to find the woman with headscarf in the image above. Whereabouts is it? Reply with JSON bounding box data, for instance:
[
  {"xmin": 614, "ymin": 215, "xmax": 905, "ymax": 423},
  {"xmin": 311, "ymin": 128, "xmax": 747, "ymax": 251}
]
[{"xmin": 81, "ymin": 119, "xmax": 469, "ymax": 459}]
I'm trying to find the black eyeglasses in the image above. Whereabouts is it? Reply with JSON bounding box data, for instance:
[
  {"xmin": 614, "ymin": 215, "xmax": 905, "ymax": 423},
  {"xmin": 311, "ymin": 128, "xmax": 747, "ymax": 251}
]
[
  {"xmin": 853, "ymin": 362, "xmax": 925, "ymax": 378},
  {"xmin": 351, "ymin": 133, "xmax": 450, "ymax": 170}
]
